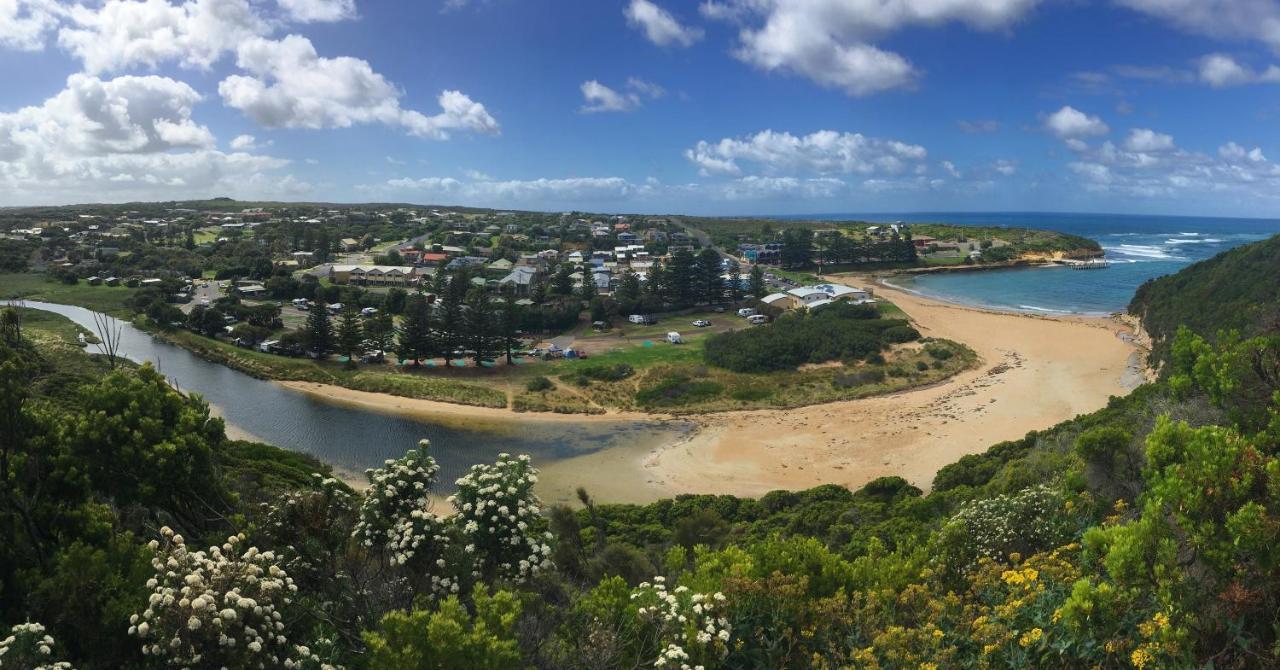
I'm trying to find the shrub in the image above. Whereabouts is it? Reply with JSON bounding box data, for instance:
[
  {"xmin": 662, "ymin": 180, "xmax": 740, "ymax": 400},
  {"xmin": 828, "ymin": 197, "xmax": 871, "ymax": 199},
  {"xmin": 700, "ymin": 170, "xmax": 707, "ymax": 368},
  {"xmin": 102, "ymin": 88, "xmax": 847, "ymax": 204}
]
[
  {"xmin": 704, "ymin": 303, "xmax": 919, "ymax": 373},
  {"xmin": 915, "ymin": 360, "xmax": 929, "ymax": 371},
  {"xmin": 832, "ymin": 368, "xmax": 886, "ymax": 389},
  {"xmin": 526, "ymin": 376, "xmax": 553, "ymax": 392},
  {"xmin": 926, "ymin": 344, "xmax": 954, "ymax": 360},
  {"xmin": 636, "ymin": 375, "xmax": 724, "ymax": 407}
]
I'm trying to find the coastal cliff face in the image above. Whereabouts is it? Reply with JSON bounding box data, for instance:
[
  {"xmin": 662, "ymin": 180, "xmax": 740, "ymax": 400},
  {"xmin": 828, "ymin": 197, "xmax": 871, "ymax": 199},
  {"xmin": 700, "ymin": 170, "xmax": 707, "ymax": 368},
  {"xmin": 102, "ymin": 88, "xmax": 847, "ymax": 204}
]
[{"xmin": 1021, "ymin": 247, "xmax": 1106, "ymax": 261}]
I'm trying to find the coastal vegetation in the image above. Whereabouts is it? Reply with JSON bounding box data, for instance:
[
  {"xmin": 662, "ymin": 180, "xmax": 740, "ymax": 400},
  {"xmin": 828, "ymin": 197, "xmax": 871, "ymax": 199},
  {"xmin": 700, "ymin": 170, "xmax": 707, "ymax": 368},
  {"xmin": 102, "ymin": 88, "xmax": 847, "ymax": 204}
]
[
  {"xmin": 5, "ymin": 250, "xmax": 1280, "ymax": 667},
  {"xmin": 1129, "ymin": 231, "xmax": 1280, "ymax": 364}
]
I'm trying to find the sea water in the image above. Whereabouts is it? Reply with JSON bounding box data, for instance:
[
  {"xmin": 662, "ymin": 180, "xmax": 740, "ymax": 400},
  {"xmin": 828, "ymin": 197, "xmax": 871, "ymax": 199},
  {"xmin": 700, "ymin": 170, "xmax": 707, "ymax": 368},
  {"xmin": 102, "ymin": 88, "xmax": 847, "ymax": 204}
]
[{"xmin": 789, "ymin": 212, "xmax": 1280, "ymax": 315}]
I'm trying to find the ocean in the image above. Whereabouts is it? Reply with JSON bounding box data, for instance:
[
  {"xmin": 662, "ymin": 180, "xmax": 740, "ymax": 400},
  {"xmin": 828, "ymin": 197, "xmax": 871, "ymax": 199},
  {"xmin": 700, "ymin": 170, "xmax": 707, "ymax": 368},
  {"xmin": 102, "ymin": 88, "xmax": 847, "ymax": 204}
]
[{"xmin": 787, "ymin": 212, "xmax": 1280, "ymax": 315}]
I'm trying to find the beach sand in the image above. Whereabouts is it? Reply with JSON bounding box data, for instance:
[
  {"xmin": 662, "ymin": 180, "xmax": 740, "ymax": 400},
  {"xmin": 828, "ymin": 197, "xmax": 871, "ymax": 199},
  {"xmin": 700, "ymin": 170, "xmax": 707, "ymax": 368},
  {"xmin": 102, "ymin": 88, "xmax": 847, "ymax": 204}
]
[
  {"xmin": 266, "ymin": 282, "xmax": 1147, "ymax": 503},
  {"xmin": 636, "ymin": 279, "xmax": 1147, "ymax": 499}
]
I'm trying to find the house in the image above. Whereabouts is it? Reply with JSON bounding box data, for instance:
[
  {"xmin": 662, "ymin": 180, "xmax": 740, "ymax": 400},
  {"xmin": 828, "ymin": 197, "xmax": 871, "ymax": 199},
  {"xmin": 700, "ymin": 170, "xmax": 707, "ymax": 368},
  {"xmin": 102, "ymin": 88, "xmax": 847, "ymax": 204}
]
[
  {"xmin": 329, "ymin": 265, "xmax": 421, "ymax": 286},
  {"xmin": 104, "ymin": 276, "xmax": 120, "ymax": 286},
  {"xmin": 591, "ymin": 268, "xmax": 614, "ymax": 293},
  {"xmin": 340, "ymin": 237, "xmax": 360, "ymax": 251},
  {"xmin": 446, "ymin": 256, "xmax": 487, "ymax": 271},
  {"xmin": 911, "ymin": 235, "xmax": 938, "ymax": 249},
  {"xmin": 761, "ymin": 292, "xmax": 796, "ymax": 309},
  {"xmin": 420, "ymin": 252, "xmax": 448, "ymax": 266},
  {"xmin": 499, "ymin": 267, "xmax": 538, "ymax": 296},
  {"xmin": 786, "ymin": 283, "xmax": 871, "ymax": 308},
  {"xmin": 238, "ymin": 284, "xmax": 267, "ymax": 297},
  {"xmin": 487, "ymin": 258, "xmax": 514, "ymax": 273}
]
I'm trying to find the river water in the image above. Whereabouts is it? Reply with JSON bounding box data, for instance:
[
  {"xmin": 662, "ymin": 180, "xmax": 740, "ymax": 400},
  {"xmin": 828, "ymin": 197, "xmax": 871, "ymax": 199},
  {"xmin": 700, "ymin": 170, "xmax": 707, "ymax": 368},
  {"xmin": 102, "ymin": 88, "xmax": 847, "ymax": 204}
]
[{"xmin": 25, "ymin": 301, "xmax": 690, "ymax": 491}]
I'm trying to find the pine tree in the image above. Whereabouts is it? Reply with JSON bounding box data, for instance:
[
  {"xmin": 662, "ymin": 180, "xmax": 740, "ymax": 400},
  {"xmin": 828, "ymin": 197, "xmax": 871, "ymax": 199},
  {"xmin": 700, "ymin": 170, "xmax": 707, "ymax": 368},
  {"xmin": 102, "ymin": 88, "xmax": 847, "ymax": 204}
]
[
  {"xmin": 438, "ymin": 275, "xmax": 467, "ymax": 360},
  {"xmin": 727, "ymin": 262, "xmax": 743, "ymax": 304},
  {"xmin": 397, "ymin": 294, "xmax": 432, "ymax": 365},
  {"xmin": 615, "ymin": 270, "xmax": 642, "ymax": 314},
  {"xmin": 465, "ymin": 288, "xmax": 498, "ymax": 365},
  {"xmin": 667, "ymin": 249, "xmax": 698, "ymax": 307},
  {"xmin": 697, "ymin": 248, "xmax": 724, "ymax": 305},
  {"xmin": 498, "ymin": 297, "xmax": 522, "ymax": 364},
  {"xmin": 552, "ymin": 263, "xmax": 575, "ymax": 296},
  {"xmin": 336, "ymin": 306, "xmax": 363, "ymax": 364},
  {"xmin": 579, "ymin": 266, "xmax": 598, "ymax": 303},
  {"xmin": 748, "ymin": 264, "xmax": 766, "ymax": 299},
  {"xmin": 364, "ymin": 311, "xmax": 395, "ymax": 358},
  {"xmin": 304, "ymin": 303, "xmax": 334, "ymax": 358}
]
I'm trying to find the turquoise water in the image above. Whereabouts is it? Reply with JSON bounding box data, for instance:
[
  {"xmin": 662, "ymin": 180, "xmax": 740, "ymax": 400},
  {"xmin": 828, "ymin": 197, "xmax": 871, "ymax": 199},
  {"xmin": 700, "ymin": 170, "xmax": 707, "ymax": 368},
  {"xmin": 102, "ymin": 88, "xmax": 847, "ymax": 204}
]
[{"xmin": 791, "ymin": 212, "xmax": 1280, "ymax": 315}]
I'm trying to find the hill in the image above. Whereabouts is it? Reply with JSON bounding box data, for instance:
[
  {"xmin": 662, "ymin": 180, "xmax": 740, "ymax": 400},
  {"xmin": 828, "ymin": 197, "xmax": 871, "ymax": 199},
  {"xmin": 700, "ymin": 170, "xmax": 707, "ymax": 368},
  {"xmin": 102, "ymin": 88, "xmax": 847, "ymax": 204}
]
[{"xmin": 1128, "ymin": 232, "xmax": 1280, "ymax": 364}]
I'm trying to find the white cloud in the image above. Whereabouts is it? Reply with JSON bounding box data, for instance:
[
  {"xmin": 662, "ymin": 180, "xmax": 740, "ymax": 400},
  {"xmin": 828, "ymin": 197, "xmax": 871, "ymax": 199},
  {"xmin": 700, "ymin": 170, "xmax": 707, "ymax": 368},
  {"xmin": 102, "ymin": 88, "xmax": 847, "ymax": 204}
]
[
  {"xmin": 57, "ymin": 0, "xmax": 267, "ymax": 73},
  {"xmin": 229, "ymin": 133, "xmax": 262, "ymax": 150},
  {"xmin": 993, "ymin": 159, "xmax": 1018, "ymax": 175},
  {"xmin": 1197, "ymin": 53, "xmax": 1280, "ymax": 87},
  {"xmin": 625, "ymin": 0, "xmax": 703, "ymax": 47},
  {"xmin": 941, "ymin": 160, "xmax": 961, "ymax": 177},
  {"xmin": 706, "ymin": 0, "xmax": 1042, "ymax": 96},
  {"xmin": 719, "ymin": 176, "xmax": 846, "ymax": 200},
  {"xmin": 1044, "ymin": 106, "xmax": 1110, "ymax": 139},
  {"xmin": 1065, "ymin": 132, "xmax": 1280, "ymax": 201},
  {"xmin": 579, "ymin": 77, "xmax": 666, "ymax": 113},
  {"xmin": 1124, "ymin": 128, "xmax": 1174, "ymax": 152},
  {"xmin": 0, "ymin": 0, "xmax": 59, "ymax": 51},
  {"xmin": 1115, "ymin": 0, "xmax": 1280, "ymax": 52},
  {"xmin": 219, "ymin": 35, "xmax": 499, "ymax": 139},
  {"xmin": 374, "ymin": 175, "xmax": 649, "ymax": 204},
  {"xmin": 580, "ymin": 80, "xmax": 640, "ymax": 113},
  {"xmin": 0, "ymin": 73, "xmax": 300, "ymax": 204},
  {"xmin": 957, "ymin": 119, "xmax": 1000, "ymax": 134},
  {"xmin": 1219, "ymin": 141, "xmax": 1267, "ymax": 163},
  {"xmin": 277, "ymin": 0, "xmax": 355, "ymax": 22},
  {"xmin": 684, "ymin": 129, "xmax": 928, "ymax": 177}
]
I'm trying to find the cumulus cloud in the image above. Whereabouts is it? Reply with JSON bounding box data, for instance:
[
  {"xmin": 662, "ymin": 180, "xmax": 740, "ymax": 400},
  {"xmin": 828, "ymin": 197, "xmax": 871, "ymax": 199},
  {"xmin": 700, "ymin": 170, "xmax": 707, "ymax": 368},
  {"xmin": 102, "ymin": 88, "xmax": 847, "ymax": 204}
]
[
  {"xmin": 0, "ymin": 0, "xmax": 60, "ymax": 51},
  {"xmin": 218, "ymin": 35, "xmax": 499, "ymax": 139},
  {"xmin": 1197, "ymin": 53, "xmax": 1280, "ymax": 87},
  {"xmin": 1115, "ymin": 0, "xmax": 1280, "ymax": 52},
  {"xmin": 625, "ymin": 0, "xmax": 703, "ymax": 47},
  {"xmin": 277, "ymin": 0, "xmax": 355, "ymax": 22},
  {"xmin": 0, "ymin": 73, "xmax": 300, "ymax": 204},
  {"xmin": 229, "ymin": 133, "xmax": 264, "ymax": 150},
  {"xmin": 1065, "ymin": 131, "xmax": 1280, "ymax": 202},
  {"xmin": 941, "ymin": 160, "xmax": 961, "ymax": 177},
  {"xmin": 579, "ymin": 77, "xmax": 666, "ymax": 113},
  {"xmin": 1123, "ymin": 128, "xmax": 1174, "ymax": 152},
  {"xmin": 372, "ymin": 175, "xmax": 650, "ymax": 205},
  {"xmin": 684, "ymin": 129, "xmax": 928, "ymax": 177},
  {"xmin": 1044, "ymin": 106, "xmax": 1110, "ymax": 140},
  {"xmin": 704, "ymin": 0, "xmax": 1042, "ymax": 96},
  {"xmin": 57, "ymin": 0, "xmax": 268, "ymax": 73},
  {"xmin": 993, "ymin": 159, "xmax": 1018, "ymax": 175}
]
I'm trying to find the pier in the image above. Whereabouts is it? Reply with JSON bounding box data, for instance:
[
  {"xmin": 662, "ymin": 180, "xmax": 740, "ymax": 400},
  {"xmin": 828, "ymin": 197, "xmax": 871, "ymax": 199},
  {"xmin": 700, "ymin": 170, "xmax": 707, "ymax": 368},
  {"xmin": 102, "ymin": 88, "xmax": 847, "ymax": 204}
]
[{"xmin": 1061, "ymin": 259, "xmax": 1110, "ymax": 270}]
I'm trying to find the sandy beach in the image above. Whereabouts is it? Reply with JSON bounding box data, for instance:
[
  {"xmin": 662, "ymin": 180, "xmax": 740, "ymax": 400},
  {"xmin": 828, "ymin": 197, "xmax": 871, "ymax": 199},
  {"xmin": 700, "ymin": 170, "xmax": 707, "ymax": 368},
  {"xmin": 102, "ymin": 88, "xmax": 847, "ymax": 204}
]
[
  {"xmin": 635, "ymin": 278, "xmax": 1147, "ymax": 498},
  {"xmin": 267, "ymin": 282, "xmax": 1147, "ymax": 503}
]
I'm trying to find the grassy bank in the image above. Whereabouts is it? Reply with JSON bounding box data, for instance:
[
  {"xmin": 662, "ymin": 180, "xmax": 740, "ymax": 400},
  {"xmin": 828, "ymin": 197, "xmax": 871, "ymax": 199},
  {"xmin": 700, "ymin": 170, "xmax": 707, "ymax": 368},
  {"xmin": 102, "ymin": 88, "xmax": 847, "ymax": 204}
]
[
  {"xmin": 149, "ymin": 326, "xmax": 509, "ymax": 408},
  {"xmin": 1, "ymin": 272, "xmax": 134, "ymax": 316}
]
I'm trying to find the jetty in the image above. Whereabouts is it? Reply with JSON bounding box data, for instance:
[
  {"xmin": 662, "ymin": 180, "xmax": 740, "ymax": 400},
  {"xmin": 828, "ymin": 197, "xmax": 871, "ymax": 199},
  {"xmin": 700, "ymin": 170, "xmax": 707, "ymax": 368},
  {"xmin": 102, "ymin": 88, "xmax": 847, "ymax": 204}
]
[{"xmin": 1061, "ymin": 259, "xmax": 1110, "ymax": 270}]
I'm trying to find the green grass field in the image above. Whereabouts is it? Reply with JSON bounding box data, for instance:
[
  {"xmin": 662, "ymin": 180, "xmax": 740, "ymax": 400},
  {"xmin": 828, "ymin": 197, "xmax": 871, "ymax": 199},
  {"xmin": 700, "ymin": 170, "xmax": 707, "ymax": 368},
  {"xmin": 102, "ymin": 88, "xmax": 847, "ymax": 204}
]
[{"xmin": 1, "ymin": 272, "xmax": 135, "ymax": 316}]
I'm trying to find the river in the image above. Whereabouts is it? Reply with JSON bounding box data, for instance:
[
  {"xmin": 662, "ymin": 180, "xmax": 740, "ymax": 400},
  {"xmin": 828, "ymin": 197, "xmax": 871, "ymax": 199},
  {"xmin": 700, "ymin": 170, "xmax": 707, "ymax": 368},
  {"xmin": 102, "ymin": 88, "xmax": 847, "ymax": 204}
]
[{"xmin": 26, "ymin": 301, "xmax": 691, "ymax": 498}]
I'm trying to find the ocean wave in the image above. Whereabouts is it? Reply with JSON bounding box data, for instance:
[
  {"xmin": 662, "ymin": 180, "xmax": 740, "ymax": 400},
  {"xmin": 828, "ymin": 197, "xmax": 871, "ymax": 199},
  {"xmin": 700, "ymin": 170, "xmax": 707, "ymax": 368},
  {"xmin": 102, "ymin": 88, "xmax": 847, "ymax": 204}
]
[
  {"xmin": 1107, "ymin": 244, "xmax": 1183, "ymax": 260},
  {"xmin": 1018, "ymin": 304, "xmax": 1064, "ymax": 313},
  {"xmin": 1165, "ymin": 237, "xmax": 1224, "ymax": 244}
]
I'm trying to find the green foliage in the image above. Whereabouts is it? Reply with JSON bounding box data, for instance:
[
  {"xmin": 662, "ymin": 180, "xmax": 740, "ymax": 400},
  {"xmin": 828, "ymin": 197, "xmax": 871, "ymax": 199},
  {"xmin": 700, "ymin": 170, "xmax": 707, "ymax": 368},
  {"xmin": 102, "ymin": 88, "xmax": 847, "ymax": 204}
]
[
  {"xmin": 704, "ymin": 303, "xmax": 917, "ymax": 373},
  {"xmin": 363, "ymin": 589, "xmax": 523, "ymax": 670},
  {"xmin": 525, "ymin": 376, "xmax": 553, "ymax": 392},
  {"xmin": 1129, "ymin": 232, "xmax": 1280, "ymax": 364}
]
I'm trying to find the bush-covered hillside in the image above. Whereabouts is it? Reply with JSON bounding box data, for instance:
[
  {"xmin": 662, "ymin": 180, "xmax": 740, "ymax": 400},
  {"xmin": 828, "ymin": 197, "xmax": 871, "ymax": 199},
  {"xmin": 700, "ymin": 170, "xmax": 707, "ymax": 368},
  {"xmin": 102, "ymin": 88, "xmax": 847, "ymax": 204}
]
[
  {"xmin": 1129, "ymin": 232, "xmax": 1280, "ymax": 364},
  {"xmin": 7, "ymin": 243, "xmax": 1280, "ymax": 669}
]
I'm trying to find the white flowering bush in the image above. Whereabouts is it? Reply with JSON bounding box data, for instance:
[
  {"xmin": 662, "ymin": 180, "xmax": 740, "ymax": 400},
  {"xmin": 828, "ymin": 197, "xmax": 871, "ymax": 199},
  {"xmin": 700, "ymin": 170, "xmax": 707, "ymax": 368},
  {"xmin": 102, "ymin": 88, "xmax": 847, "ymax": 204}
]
[
  {"xmin": 0, "ymin": 622, "xmax": 74, "ymax": 670},
  {"xmin": 450, "ymin": 452, "xmax": 553, "ymax": 585},
  {"xmin": 938, "ymin": 484, "xmax": 1072, "ymax": 569},
  {"xmin": 631, "ymin": 577, "xmax": 732, "ymax": 670},
  {"xmin": 129, "ymin": 526, "xmax": 331, "ymax": 669}
]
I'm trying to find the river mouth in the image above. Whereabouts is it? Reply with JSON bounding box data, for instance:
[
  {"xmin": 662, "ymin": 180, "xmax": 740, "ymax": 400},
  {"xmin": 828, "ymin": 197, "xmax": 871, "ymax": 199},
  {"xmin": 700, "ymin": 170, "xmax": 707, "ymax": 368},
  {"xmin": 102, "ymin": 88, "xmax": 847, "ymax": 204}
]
[{"xmin": 24, "ymin": 301, "xmax": 694, "ymax": 501}]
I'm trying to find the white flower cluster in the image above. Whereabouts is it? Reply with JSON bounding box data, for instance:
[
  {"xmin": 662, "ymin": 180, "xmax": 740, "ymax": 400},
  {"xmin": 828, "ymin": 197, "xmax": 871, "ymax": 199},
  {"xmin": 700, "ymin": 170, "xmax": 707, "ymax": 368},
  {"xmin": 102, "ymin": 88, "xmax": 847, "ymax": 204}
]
[
  {"xmin": 0, "ymin": 622, "xmax": 74, "ymax": 670},
  {"xmin": 129, "ymin": 527, "xmax": 332, "ymax": 669},
  {"xmin": 449, "ymin": 452, "xmax": 553, "ymax": 585},
  {"xmin": 947, "ymin": 484, "xmax": 1068, "ymax": 562},
  {"xmin": 631, "ymin": 577, "xmax": 731, "ymax": 670},
  {"xmin": 352, "ymin": 440, "xmax": 452, "ymax": 573}
]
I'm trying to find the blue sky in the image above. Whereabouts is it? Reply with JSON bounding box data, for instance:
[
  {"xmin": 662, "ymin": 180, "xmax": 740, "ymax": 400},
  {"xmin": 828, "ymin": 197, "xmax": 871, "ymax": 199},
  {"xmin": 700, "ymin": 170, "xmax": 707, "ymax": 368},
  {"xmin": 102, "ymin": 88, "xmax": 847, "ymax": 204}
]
[{"xmin": 4, "ymin": 0, "xmax": 1280, "ymax": 217}]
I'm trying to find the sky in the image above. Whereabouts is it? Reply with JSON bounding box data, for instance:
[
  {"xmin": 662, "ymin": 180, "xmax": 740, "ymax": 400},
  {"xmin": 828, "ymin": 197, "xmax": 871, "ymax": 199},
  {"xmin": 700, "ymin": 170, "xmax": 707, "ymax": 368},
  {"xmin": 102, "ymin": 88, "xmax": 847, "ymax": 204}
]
[{"xmin": 4, "ymin": 0, "xmax": 1280, "ymax": 217}]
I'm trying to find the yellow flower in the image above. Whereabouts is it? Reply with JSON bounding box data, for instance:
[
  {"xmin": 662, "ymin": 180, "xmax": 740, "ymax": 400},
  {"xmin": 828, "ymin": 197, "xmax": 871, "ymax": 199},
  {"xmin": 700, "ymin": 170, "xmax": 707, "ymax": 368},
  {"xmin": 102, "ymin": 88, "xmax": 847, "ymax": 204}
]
[
  {"xmin": 1019, "ymin": 628, "xmax": 1043, "ymax": 648},
  {"xmin": 919, "ymin": 664, "xmax": 938, "ymax": 670},
  {"xmin": 1153, "ymin": 612, "xmax": 1170, "ymax": 629},
  {"xmin": 1131, "ymin": 647, "xmax": 1154, "ymax": 669},
  {"xmin": 1105, "ymin": 640, "xmax": 1123, "ymax": 654},
  {"xmin": 982, "ymin": 643, "xmax": 1000, "ymax": 655},
  {"xmin": 932, "ymin": 629, "xmax": 944, "ymax": 639}
]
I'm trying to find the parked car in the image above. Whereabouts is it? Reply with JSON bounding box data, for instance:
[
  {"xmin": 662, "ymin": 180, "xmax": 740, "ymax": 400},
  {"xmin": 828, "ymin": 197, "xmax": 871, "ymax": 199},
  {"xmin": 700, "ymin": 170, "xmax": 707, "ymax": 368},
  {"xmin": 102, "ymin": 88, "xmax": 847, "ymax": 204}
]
[
  {"xmin": 692, "ymin": 319, "xmax": 711, "ymax": 327},
  {"xmin": 737, "ymin": 308, "xmax": 758, "ymax": 318},
  {"xmin": 748, "ymin": 314, "xmax": 768, "ymax": 326},
  {"xmin": 628, "ymin": 314, "xmax": 655, "ymax": 324},
  {"xmin": 666, "ymin": 332, "xmax": 684, "ymax": 344},
  {"xmin": 361, "ymin": 307, "xmax": 378, "ymax": 316}
]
